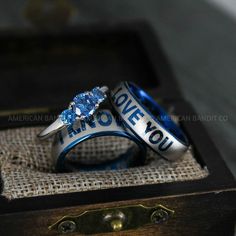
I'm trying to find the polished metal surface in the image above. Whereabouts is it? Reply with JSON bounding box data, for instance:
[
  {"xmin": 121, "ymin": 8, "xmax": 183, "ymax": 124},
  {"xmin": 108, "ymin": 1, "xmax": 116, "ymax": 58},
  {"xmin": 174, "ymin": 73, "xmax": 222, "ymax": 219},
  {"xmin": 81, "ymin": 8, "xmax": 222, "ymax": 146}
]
[
  {"xmin": 52, "ymin": 109, "xmax": 146, "ymax": 171},
  {"xmin": 111, "ymin": 82, "xmax": 189, "ymax": 161},
  {"xmin": 37, "ymin": 117, "xmax": 64, "ymax": 140}
]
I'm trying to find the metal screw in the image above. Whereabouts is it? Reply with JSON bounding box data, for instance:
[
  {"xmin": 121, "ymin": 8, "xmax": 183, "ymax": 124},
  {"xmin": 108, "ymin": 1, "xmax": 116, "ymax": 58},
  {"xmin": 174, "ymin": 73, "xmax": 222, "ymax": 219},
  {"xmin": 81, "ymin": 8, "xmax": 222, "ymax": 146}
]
[
  {"xmin": 151, "ymin": 209, "xmax": 169, "ymax": 224},
  {"xmin": 58, "ymin": 220, "xmax": 77, "ymax": 234}
]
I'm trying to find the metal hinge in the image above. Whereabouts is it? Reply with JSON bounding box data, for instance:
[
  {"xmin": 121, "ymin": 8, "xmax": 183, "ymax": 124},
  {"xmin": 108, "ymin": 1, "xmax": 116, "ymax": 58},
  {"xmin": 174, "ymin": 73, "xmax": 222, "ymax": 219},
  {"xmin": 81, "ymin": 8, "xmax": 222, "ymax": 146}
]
[{"xmin": 49, "ymin": 204, "xmax": 174, "ymax": 234}]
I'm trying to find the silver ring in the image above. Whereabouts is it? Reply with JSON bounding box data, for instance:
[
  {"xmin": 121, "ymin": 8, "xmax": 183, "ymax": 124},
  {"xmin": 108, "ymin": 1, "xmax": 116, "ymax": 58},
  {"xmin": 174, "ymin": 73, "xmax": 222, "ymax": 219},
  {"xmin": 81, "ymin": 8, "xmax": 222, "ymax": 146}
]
[
  {"xmin": 37, "ymin": 86, "xmax": 109, "ymax": 140},
  {"xmin": 110, "ymin": 81, "xmax": 189, "ymax": 161},
  {"xmin": 52, "ymin": 109, "xmax": 146, "ymax": 171}
]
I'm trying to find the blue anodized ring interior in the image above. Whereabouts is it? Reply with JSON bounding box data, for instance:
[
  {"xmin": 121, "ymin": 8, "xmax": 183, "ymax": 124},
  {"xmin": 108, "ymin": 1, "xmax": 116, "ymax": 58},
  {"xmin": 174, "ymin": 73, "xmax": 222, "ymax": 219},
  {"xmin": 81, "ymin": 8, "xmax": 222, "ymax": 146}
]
[
  {"xmin": 52, "ymin": 109, "xmax": 146, "ymax": 171},
  {"xmin": 110, "ymin": 81, "xmax": 189, "ymax": 161}
]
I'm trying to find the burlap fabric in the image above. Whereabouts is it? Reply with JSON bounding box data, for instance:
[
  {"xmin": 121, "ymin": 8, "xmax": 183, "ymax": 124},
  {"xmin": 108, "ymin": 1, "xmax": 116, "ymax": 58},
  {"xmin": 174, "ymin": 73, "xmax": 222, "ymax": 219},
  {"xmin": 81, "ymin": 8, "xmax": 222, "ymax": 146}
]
[{"xmin": 0, "ymin": 127, "xmax": 209, "ymax": 199}]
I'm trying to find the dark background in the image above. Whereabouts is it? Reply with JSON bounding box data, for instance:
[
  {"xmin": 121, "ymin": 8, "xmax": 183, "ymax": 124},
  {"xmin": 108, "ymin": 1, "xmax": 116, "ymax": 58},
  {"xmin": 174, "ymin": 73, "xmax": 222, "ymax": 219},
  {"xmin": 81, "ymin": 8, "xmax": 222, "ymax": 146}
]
[{"xmin": 0, "ymin": 0, "xmax": 235, "ymax": 176}]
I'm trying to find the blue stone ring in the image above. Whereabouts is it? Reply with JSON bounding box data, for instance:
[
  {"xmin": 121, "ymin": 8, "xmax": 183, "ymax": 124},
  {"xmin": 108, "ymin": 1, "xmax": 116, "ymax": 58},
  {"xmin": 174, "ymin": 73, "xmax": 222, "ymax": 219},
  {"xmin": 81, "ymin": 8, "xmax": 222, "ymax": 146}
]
[{"xmin": 37, "ymin": 86, "xmax": 109, "ymax": 140}]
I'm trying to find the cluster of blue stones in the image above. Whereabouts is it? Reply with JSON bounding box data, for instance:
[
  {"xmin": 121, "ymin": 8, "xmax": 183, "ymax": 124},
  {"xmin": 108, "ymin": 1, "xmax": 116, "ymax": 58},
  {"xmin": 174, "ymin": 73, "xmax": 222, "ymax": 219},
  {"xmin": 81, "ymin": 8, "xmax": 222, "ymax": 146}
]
[{"xmin": 60, "ymin": 87, "xmax": 106, "ymax": 125}]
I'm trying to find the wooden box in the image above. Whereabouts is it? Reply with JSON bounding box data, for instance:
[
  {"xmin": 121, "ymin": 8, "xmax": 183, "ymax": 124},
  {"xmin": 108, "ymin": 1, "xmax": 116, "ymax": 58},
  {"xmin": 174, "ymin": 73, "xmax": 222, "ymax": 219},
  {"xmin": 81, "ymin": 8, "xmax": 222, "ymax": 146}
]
[{"xmin": 0, "ymin": 22, "xmax": 235, "ymax": 236}]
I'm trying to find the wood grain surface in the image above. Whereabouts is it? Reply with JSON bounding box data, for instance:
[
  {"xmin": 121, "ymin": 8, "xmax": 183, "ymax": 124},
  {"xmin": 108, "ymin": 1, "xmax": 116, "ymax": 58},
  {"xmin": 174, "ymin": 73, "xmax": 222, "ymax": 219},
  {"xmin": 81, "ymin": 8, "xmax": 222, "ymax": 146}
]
[{"xmin": 0, "ymin": 189, "xmax": 235, "ymax": 236}]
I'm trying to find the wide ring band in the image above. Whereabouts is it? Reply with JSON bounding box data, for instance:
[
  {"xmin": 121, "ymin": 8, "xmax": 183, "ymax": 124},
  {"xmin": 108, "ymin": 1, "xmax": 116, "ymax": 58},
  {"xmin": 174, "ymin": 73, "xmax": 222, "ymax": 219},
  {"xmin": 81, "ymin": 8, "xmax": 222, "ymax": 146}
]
[
  {"xmin": 110, "ymin": 81, "xmax": 189, "ymax": 161},
  {"xmin": 52, "ymin": 109, "xmax": 146, "ymax": 171}
]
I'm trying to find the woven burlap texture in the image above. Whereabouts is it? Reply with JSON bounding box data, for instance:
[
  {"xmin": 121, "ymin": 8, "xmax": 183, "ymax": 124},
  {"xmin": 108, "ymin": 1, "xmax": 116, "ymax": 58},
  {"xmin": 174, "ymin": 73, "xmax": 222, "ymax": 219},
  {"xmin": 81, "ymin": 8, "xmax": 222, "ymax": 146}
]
[{"xmin": 0, "ymin": 127, "xmax": 208, "ymax": 199}]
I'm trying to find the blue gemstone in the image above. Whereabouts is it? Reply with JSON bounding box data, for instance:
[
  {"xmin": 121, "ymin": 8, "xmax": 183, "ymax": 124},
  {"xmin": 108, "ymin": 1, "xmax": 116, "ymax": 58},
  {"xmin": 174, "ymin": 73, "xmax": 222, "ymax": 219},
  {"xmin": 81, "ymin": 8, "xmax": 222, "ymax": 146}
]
[
  {"xmin": 60, "ymin": 109, "xmax": 76, "ymax": 125},
  {"xmin": 92, "ymin": 87, "xmax": 106, "ymax": 101},
  {"xmin": 73, "ymin": 92, "xmax": 97, "ymax": 118}
]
